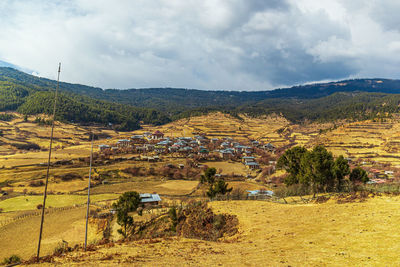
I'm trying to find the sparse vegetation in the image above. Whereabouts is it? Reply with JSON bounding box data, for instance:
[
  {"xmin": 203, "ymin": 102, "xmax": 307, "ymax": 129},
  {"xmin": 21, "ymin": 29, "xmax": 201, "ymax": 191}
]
[
  {"xmin": 112, "ymin": 191, "xmax": 141, "ymax": 238},
  {"xmin": 2, "ymin": 254, "xmax": 21, "ymax": 265},
  {"xmin": 201, "ymin": 168, "xmax": 232, "ymax": 200}
]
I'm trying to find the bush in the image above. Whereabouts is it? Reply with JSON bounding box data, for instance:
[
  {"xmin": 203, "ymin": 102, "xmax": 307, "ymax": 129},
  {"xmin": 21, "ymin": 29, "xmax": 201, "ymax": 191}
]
[
  {"xmin": 29, "ymin": 180, "xmax": 45, "ymax": 187},
  {"xmin": 56, "ymin": 173, "xmax": 82, "ymax": 181},
  {"xmin": 122, "ymin": 167, "xmax": 142, "ymax": 176},
  {"xmin": 53, "ymin": 241, "xmax": 71, "ymax": 256},
  {"xmin": 176, "ymin": 201, "xmax": 238, "ymax": 241},
  {"xmin": 168, "ymin": 207, "xmax": 178, "ymax": 232},
  {"xmin": 11, "ymin": 142, "xmax": 41, "ymax": 150},
  {"xmin": 2, "ymin": 255, "xmax": 21, "ymax": 265}
]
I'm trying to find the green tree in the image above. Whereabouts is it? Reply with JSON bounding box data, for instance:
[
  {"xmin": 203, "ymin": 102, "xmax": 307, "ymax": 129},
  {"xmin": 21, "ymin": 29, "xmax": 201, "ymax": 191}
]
[
  {"xmin": 168, "ymin": 207, "xmax": 178, "ymax": 232},
  {"xmin": 349, "ymin": 167, "xmax": 369, "ymax": 184},
  {"xmin": 112, "ymin": 191, "xmax": 141, "ymax": 238},
  {"xmin": 201, "ymin": 167, "xmax": 232, "ymax": 200},
  {"xmin": 300, "ymin": 145, "xmax": 335, "ymax": 196},
  {"xmin": 207, "ymin": 179, "xmax": 232, "ymax": 199},
  {"xmin": 200, "ymin": 167, "xmax": 217, "ymax": 184},
  {"xmin": 277, "ymin": 146, "xmax": 308, "ymax": 186},
  {"xmin": 333, "ymin": 155, "xmax": 350, "ymax": 191}
]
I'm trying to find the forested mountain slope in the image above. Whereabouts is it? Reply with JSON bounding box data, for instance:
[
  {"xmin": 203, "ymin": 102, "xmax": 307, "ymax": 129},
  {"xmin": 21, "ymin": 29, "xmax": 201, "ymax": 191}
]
[{"xmin": 1, "ymin": 67, "xmax": 400, "ymax": 128}]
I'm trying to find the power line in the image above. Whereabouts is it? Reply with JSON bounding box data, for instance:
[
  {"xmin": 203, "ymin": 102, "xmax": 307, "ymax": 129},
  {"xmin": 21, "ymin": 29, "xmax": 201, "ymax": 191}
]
[
  {"xmin": 36, "ymin": 63, "xmax": 61, "ymax": 260},
  {"xmin": 84, "ymin": 132, "xmax": 95, "ymax": 250}
]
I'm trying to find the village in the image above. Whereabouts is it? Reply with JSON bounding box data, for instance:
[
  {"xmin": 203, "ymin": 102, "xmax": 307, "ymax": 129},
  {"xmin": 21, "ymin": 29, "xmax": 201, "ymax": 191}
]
[
  {"xmin": 1, "ymin": 115, "xmax": 400, "ymax": 263},
  {"xmin": 98, "ymin": 129, "xmax": 397, "ymax": 190},
  {"xmin": 99, "ymin": 130, "xmax": 277, "ymax": 171}
]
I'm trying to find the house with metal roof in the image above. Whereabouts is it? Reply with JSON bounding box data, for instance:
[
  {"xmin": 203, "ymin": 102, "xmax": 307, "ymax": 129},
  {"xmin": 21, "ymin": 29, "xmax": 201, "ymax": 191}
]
[
  {"xmin": 140, "ymin": 193, "xmax": 162, "ymax": 206},
  {"xmin": 247, "ymin": 190, "xmax": 273, "ymax": 198},
  {"xmin": 245, "ymin": 161, "xmax": 260, "ymax": 169}
]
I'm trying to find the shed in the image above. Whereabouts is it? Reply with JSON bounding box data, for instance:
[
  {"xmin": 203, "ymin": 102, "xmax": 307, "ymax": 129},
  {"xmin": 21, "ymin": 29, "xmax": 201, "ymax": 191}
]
[{"xmin": 140, "ymin": 193, "xmax": 162, "ymax": 206}]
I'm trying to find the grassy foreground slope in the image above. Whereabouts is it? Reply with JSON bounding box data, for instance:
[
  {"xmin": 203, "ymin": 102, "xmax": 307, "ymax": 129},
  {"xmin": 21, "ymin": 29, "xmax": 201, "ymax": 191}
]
[{"xmin": 34, "ymin": 196, "xmax": 400, "ymax": 266}]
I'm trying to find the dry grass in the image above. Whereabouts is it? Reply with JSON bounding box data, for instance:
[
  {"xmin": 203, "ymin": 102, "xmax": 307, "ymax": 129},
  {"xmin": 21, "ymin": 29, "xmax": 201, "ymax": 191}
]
[
  {"xmin": 0, "ymin": 194, "xmax": 118, "ymax": 212},
  {"xmin": 135, "ymin": 112, "xmax": 290, "ymax": 145},
  {"xmin": 89, "ymin": 180, "xmax": 198, "ymax": 196},
  {"xmin": 28, "ymin": 196, "xmax": 400, "ymax": 266},
  {"xmin": 0, "ymin": 206, "xmax": 102, "ymax": 261}
]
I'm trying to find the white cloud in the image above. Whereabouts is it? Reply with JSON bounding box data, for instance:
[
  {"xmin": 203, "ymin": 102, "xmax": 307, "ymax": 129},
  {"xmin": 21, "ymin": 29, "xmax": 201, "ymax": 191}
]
[{"xmin": 0, "ymin": 0, "xmax": 399, "ymax": 90}]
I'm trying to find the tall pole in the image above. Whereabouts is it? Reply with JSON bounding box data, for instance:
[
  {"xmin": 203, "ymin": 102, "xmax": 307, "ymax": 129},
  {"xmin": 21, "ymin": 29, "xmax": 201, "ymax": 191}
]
[
  {"xmin": 37, "ymin": 63, "xmax": 61, "ymax": 259},
  {"xmin": 84, "ymin": 133, "xmax": 94, "ymax": 250}
]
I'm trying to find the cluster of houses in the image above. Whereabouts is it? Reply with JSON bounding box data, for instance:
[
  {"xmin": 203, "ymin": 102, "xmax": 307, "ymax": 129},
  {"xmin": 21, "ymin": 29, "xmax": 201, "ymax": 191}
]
[
  {"xmin": 98, "ymin": 130, "xmax": 276, "ymax": 170},
  {"xmin": 367, "ymin": 169, "xmax": 394, "ymax": 184}
]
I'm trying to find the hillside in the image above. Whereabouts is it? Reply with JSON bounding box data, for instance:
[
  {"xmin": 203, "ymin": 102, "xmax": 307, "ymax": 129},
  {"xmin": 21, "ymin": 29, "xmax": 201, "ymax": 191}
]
[
  {"xmin": 2, "ymin": 67, "xmax": 400, "ymax": 126},
  {"xmin": 1, "ymin": 112, "xmax": 400, "ymax": 264},
  {"xmin": 26, "ymin": 197, "xmax": 400, "ymax": 266}
]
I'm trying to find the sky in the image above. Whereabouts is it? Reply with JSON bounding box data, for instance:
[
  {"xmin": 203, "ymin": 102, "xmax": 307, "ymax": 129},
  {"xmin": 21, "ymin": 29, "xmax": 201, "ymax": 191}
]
[{"xmin": 0, "ymin": 0, "xmax": 400, "ymax": 91}]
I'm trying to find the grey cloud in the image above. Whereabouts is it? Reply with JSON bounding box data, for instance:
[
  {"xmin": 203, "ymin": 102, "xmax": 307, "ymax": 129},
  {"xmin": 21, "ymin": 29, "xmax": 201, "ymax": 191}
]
[{"xmin": 0, "ymin": 0, "xmax": 399, "ymax": 90}]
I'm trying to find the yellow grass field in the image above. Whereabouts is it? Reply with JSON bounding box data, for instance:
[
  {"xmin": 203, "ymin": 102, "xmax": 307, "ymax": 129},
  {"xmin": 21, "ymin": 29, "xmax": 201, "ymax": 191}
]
[
  {"xmin": 89, "ymin": 180, "xmax": 199, "ymax": 196},
  {"xmin": 0, "ymin": 206, "xmax": 102, "ymax": 260},
  {"xmin": 0, "ymin": 194, "xmax": 118, "ymax": 212},
  {"xmin": 4, "ymin": 112, "xmax": 400, "ymax": 265},
  {"xmin": 3, "ymin": 112, "xmax": 400, "ymax": 171},
  {"xmin": 34, "ymin": 196, "xmax": 400, "ymax": 266}
]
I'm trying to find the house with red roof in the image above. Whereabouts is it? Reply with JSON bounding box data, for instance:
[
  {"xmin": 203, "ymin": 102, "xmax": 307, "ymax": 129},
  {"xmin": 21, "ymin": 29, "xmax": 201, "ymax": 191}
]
[{"xmin": 151, "ymin": 130, "xmax": 165, "ymax": 140}]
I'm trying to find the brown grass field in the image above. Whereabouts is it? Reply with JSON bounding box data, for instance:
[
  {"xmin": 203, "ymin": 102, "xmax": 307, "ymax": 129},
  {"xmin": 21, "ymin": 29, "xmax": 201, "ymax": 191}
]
[
  {"xmin": 3, "ymin": 112, "xmax": 400, "ymax": 265},
  {"xmin": 24, "ymin": 196, "xmax": 400, "ymax": 266},
  {"xmin": 0, "ymin": 206, "xmax": 102, "ymax": 260}
]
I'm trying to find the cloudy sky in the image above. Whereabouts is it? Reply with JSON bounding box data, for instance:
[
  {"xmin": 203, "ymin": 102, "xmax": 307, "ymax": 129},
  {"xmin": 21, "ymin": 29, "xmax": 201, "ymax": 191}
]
[{"xmin": 0, "ymin": 0, "xmax": 400, "ymax": 90}]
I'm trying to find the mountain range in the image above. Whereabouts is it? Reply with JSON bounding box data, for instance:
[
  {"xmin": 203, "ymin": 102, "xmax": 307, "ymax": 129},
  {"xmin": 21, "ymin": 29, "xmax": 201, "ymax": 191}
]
[{"xmin": 1, "ymin": 66, "xmax": 400, "ymax": 130}]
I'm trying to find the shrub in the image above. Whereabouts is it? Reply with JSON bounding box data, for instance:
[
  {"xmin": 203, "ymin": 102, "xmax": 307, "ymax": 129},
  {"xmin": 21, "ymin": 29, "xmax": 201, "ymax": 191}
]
[
  {"xmin": 56, "ymin": 173, "xmax": 82, "ymax": 181},
  {"xmin": 122, "ymin": 167, "xmax": 142, "ymax": 176},
  {"xmin": 168, "ymin": 207, "xmax": 178, "ymax": 232},
  {"xmin": 29, "ymin": 180, "xmax": 45, "ymax": 187},
  {"xmin": 11, "ymin": 142, "xmax": 41, "ymax": 150},
  {"xmin": 2, "ymin": 255, "xmax": 21, "ymax": 265},
  {"xmin": 53, "ymin": 241, "xmax": 71, "ymax": 256},
  {"xmin": 176, "ymin": 202, "xmax": 238, "ymax": 241}
]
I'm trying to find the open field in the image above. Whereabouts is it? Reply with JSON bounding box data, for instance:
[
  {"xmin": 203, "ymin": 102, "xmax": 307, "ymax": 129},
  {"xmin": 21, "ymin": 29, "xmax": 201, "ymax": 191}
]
[
  {"xmin": 0, "ymin": 206, "xmax": 103, "ymax": 260},
  {"xmin": 89, "ymin": 180, "xmax": 199, "ymax": 195},
  {"xmin": 4, "ymin": 112, "xmax": 400, "ymax": 264},
  {"xmin": 0, "ymin": 194, "xmax": 117, "ymax": 212},
  {"xmin": 28, "ymin": 196, "xmax": 400, "ymax": 266}
]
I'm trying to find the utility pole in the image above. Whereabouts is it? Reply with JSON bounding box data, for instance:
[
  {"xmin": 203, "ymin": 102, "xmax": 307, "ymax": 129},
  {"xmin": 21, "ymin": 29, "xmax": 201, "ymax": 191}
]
[
  {"xmin": 84, "ymin": 133, "xmax": 95, "ymax": 250},
  {"xmin": 36, "ymin": 63, "xmax": 61, "ymax": 260}
]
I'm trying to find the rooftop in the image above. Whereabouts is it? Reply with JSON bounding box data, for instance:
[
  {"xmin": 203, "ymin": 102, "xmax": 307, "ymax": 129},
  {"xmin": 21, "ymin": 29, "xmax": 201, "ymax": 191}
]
[{"xmin": 140, "ymin": 193, "xmax": 162, "ymax": 203}]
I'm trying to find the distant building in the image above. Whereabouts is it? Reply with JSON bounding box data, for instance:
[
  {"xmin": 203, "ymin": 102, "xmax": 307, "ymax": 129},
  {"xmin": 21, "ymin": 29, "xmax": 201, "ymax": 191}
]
[
  {"xmin": 152, "ymin": 130, "xmax": 165, "ymax": 140},
  {"xmin": 140, "ymin": 193, "xmax": 162, "ymax": 206},
  {"xmin": 130, "ymin": 135, "xmax": 145, "ymax": 144},
  {"xmin": 245, "ymin": 161, "xmax": 260, "ymax": 169},
  {"xmin": 247, "ymin": 190, "xmax": 273, "ymax": 199},
  {"xmin": 242, "ymin": 156, "xmax": 255, "ymax": 163},
  {"xmin": 99, "ymin": 144, "xmax": 111, "ymax": 151},
  {"xmin": 263, "ymin": 143, "xmax": 276, "ymax": 152},
  {"xmin": 220, "ymin": 149, "xmax": 234, "ymax": 160},
  {"xmin": 116, "ymin": 139, "xmax": 131, "ymax": 147}
]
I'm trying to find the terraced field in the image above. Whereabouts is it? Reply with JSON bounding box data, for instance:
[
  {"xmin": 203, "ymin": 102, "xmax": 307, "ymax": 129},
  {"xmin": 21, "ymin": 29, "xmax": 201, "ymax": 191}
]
[{"xmin": 136, "ymin": 112, "xmax": 291, "ymax": 146}]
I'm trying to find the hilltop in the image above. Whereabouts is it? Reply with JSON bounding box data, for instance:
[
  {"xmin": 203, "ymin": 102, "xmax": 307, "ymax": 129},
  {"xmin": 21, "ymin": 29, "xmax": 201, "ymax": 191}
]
[{"xmin": 1, "ymin": 67, "xmax": 400, "ymax": 128}]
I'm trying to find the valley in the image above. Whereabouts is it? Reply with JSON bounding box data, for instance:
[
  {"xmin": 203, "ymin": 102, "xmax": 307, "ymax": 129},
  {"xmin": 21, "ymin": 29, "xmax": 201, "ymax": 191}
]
[{"xmin": 1, "ymin": 111, "xmax": 400, "ymax": 264}]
